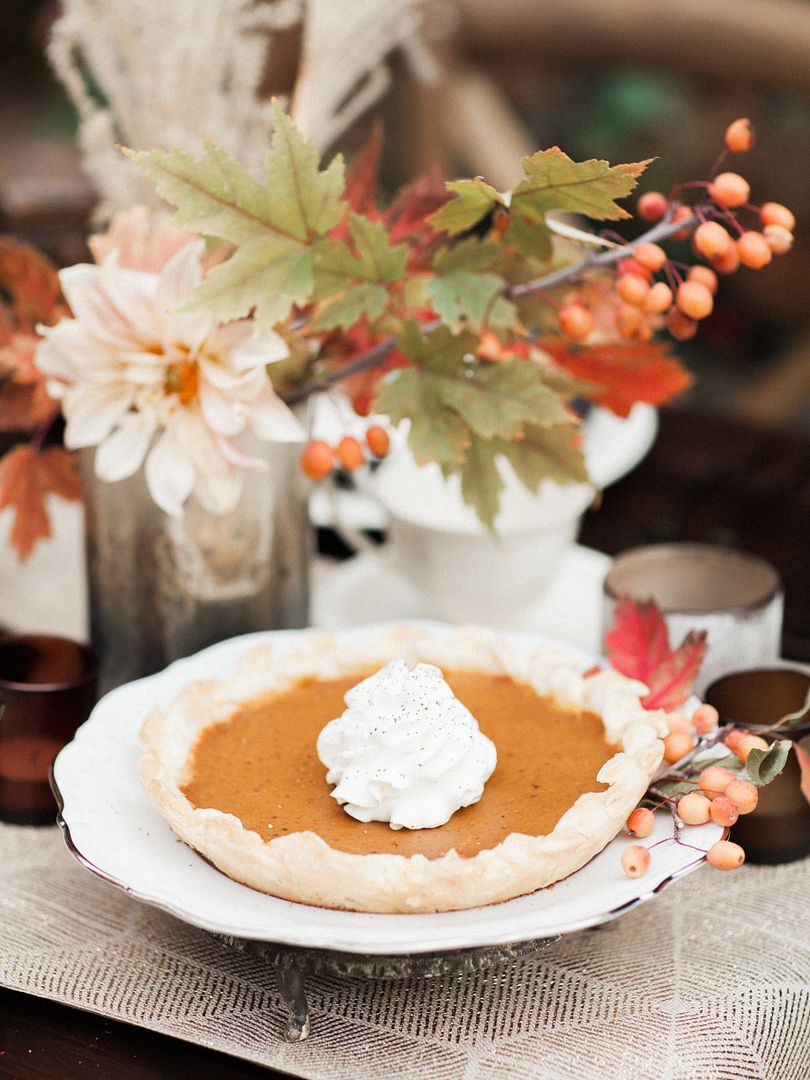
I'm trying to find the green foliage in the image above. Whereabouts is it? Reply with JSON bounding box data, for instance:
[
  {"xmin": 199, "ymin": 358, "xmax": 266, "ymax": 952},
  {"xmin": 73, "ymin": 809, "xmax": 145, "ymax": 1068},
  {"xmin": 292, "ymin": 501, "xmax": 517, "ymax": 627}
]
[
  {"xmin": 311, "ymin": 215, "xmax": 407, "ymax": 330},
  {"xmin": 746, "ymin": 740, "xmax": 792, "ymax": 786},
  {"xmin": 425, "ymin": 239, "xmax": 517, "ymax": 332}
]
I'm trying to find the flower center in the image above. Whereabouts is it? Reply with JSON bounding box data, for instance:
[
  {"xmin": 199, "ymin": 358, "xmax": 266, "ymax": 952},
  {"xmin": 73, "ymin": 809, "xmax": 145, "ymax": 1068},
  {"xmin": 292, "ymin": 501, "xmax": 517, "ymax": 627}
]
[{"xmin": 164, "ymin": 359, "xmax": 199, "ymax": 406}]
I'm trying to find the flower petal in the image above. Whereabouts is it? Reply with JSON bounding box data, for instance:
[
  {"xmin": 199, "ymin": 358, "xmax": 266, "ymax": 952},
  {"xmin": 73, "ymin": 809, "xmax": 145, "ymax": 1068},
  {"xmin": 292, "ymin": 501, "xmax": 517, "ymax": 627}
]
[
  {"xmin": 144, "ymin": 426, "xmax": 195, "ymax": 516},
  {"xmin": 247, "ymin": 384, "xmax": 306, "ymax": 442},
  {"xmin": 199, "ymin": 381, "xmax": 245, "ymax": 437},
  {"xmin": 62, "ymin": 383, "xmax": 134, "ymax": 448},
  {"xmin": 94, "ymin": 410, "xmax": 157, "ymax": 482},
  {"xmin": 229, "ymin": 329, "xmax": 290, "ymax": 372},
  {"xmin": 59, "ymin": 262, "xmax": 160, "ymax": 350}
]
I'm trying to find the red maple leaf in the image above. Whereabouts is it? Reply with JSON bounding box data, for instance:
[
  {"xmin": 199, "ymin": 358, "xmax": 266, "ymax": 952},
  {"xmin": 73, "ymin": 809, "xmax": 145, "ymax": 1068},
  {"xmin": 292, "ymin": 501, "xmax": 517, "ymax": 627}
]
[
  {"xmin": 796, "ymin": 737, "xmax": 810, "ymax": 808},
  {"xmin": 543, "ymin": 339, "xmax": 692, "ymax": 417},
  {"xmin": 0, "ymin": 444, "xmax": 81, "ymax": 560},
  {"xmin": 605, "ymin": 594, "xmax": 707, "ymax": 710}
]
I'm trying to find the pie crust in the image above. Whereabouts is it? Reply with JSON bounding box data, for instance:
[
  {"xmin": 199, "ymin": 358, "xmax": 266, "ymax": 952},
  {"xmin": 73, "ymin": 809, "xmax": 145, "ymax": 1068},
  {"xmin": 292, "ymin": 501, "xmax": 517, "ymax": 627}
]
[{"xmin": 139, "ymin": 626, "xmax": 666, "ymax": 913}]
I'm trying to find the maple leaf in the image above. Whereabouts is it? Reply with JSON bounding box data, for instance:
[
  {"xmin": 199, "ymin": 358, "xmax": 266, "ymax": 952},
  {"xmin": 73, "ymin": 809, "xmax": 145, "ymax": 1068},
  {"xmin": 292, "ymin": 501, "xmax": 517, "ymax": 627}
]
[
  {"xmin": 0, "ymin": 445, "xmax": 81, "ymax": 560},
  {"xmin": 425, "ymin": 238, "xmax": 517, "ymax": 332},
  {"xmin": 605, "ymin": 595, "xmax": 707, "ymax": 711},
  {"xmin": 0, "ymin": 333, "xmax": 58, "ymax": 430},
  {"xmin": 426, "ymin": 178, "xmax": 506, "ymax": 236},
  {"xmin": 311, "ymin": 214, "xmax": 407, "ymax": 331},
  {"xmin": 453, "ymin": 434, "xmax": 503, "ymax": 531},
  {"xmin": 543, "ymin": 339, "xmax": 692, "ymax": 417},
  {"xmin": 396, "ymin": 321, "xmax": 569, "ymax": 440},
  {"xmin": 127, "ymin": 102, "xmax": 345, "ymax": 329},
  {"xmin": 0, "ymin": 238, "xmax": 62, "ymax": 337},
  {"xmin": 343, "ymin": 121, "xmax": 383, "ymax": 218},
  {"xmin": 495, "ymin": 422, "xmax": 589, "ymax": 491},
  {"xmin": 376, "ymin": 366, "xmax": 470, "ymax": 467}
]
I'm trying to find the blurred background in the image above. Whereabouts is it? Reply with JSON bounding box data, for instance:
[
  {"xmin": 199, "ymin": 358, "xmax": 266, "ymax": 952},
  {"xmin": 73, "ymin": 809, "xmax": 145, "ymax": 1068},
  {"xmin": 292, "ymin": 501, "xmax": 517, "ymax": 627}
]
[{"xmin": 1, "ymin": 0, "xmax": 809, "ymax": 656}]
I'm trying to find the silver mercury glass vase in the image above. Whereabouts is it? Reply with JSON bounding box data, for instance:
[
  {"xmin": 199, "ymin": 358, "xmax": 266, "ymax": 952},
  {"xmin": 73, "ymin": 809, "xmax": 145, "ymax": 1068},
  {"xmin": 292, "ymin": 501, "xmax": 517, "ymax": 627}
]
[{"xmin": 80, "ymin": 444, "xmax": 311, "ymax": 692}]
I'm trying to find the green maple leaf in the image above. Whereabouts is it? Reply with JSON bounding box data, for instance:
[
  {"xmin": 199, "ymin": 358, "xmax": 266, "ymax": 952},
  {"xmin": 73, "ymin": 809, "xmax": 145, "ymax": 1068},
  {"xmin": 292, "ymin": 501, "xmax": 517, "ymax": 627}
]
[
  {"xmin": 454, "ymin": 435, "xmax": 504, "ymax": 532},
  {"xmin": 397, "ymin": 323, "xmax": 568, "ymax": 441},
  {"xmin": 495, "ymin": 422, "xmax": 590, "ymax": 490},
  {"xmin": 311, "ymin": 214, "xmax": 407, "ymax": 331},
  {"xmin": 426, "ymin": 179, "xmax": 506, "ymax": 235},
  {"xmin": 425, "ymin": 239, "xmax": 517, "ymax": 332},
  {"xmin": 376, "ymin": 367, "xmax": 470, "ymax": 466},
  {"xmin": 506, "ymin": 148, "xmax": 652, "ymax": 257},
  {"xmin": 126, "ymin": 102, "xmax": 345, "ymax": 329}
]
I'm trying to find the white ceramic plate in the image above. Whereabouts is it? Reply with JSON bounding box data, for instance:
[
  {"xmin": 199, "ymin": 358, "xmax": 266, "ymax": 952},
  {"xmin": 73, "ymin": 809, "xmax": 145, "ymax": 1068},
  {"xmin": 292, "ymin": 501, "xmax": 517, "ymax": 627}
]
[{"xmin": 52, "ymin": 621, "xmax": 720, "ymax": 955}]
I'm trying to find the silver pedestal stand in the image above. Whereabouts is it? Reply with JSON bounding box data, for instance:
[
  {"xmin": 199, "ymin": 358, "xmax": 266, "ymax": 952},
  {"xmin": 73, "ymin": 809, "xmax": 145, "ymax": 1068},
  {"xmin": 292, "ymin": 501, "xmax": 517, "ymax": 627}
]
[{"xmin": 217, "ymin": 935, "xmax": 558, "ymax": 1041}]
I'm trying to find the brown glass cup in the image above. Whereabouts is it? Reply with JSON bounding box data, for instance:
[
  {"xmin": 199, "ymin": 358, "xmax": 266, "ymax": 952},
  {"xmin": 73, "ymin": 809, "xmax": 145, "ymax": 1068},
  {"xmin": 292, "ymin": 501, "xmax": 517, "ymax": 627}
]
[
  {"xmin": 704, "ymin": 666, "xmax": 810, "ymax": 864},
  {"xmin": 0, "ymin": 634, "xmax": 97, "ymax": 825}
]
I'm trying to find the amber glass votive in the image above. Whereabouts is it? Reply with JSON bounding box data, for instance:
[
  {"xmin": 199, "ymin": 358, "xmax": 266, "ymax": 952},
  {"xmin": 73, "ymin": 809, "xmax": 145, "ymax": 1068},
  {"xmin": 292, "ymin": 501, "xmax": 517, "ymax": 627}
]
[
  {"xmin": 0, "ymin": 634, "xmax": 97, "ymax": 825},
  {"xmin": 704, "ymin": 667, "xmax": 810, "ymax": 864}
]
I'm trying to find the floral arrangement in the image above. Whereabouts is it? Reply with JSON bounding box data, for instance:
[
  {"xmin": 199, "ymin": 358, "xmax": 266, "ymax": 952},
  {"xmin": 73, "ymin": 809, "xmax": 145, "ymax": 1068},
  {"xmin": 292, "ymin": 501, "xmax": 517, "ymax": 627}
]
[{"xmin": 0, "ymin": 110, "xmax": 796, "ymax": 556}]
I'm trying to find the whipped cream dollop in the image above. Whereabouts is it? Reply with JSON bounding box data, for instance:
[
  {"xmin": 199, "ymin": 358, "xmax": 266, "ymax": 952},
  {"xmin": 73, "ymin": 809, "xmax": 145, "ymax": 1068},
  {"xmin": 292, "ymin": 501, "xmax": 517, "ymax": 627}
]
[{"xmin": 316, "ymin": 660, "xmax": 497, "ymax": 830}]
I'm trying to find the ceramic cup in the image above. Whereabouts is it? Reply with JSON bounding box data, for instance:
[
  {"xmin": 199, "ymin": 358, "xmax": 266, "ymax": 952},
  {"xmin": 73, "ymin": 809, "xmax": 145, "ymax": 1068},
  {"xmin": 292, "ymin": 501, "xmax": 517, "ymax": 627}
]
[
  {"xmin": 359, "ymin": 451, "xmax": 594, "ymax": 627},
  {"xmin": 0, "ymin": 634, "xmax": 97, "ymax": 824},
  {"xmin": 704, "ymin": 665, "xmax": 810, "ymax": 864},
  {"xmin": 603, "ymin": 544, "xmax": 783, "ymax": 694}
]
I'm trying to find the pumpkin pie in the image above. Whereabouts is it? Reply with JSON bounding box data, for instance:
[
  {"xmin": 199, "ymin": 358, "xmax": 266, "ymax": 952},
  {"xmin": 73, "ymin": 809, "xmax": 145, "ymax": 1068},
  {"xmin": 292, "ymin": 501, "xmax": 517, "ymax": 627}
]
[{"xmin": 139, "ymin": 626, "xmax": 665, "ymax": 913}]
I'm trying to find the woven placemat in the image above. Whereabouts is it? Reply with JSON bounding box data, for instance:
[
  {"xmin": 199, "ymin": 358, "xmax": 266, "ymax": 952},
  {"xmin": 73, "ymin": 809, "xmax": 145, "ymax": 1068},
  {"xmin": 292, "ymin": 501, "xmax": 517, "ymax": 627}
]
[{"xmin": 2, "ymin": 823, "xmax": 809, "ymax": 1079}]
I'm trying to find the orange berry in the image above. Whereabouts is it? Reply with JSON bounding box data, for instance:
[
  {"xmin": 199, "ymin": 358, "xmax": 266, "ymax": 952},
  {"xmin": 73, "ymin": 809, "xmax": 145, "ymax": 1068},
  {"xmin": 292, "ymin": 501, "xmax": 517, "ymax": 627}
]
[
  {"xmin": 687, "ymin": 265, "xmax": 719, "ymax": 295},
  {"xmin": 678, "ymin": 791, "xmax": 712, "ymax": 826},
  {"xmin": 698, "ymin": 765, "xmax": 735, "ymax": 799},
  {"xmin": 725, "ymin": 778, "xmax": 759, "ymax": 815},
  {"xmin": 634, "ymin": 242, "xmax": 667, "ymax": 272},
  {"xmin": 708, "ymin": 171, "xmax": 751, "ymax": 209},
  {"xmin": 618, "ymin": 256, "xmax": 652, "ymax": 281},
  {"xmin": 693, "ymin": 221, "xmax": 732, "ymax": 260},
  {"xmin": 677, "ymin": 280, "xmax": 714, "ymax": 320},
  {"xmin": 616, "ymin": 273, "xmax": 651, "ymax": 307},
  {"xmin": 621, "ymin": 844, "xmax": 651, "ymax": 878},
  {"xmin": 736, "ymin": 734, "xmax": 769, "ymax": 763},
  {"xmin": 763, "ymin": 225, "xmax": 793, "ymax": 254},
  {"xmin": 644, "ymin": 281, "xmax": 673, "ymax": 314},
  {"xmin": 300, "ymin": 439, "xmax": 334, "ymax": 481},
  {"xmin": 666, "ymin": 713, "xmax": 695, "ymax": 736},
  {"xmin": 692, "ymin": 703, "xmax": 720, "ymax": 734},
  {"xmin": 706, "ymin": 840, "xmax": 745, "ymax": 870},
  {"xmin": 663, "ymin": 730, "xmax": 694, "ymax": 764},
  {"xmin": 615, "ymin": 303, "xmax": 643, "ymax": 339},
  {"xmin": 724, "ymin": 729, "xmax": 749, "ymax": 752},
  {"xmin": 710, "ymin": 243, "xmax": 741, "ymax": 275},
  {"xmin": 559, "ymin": 303, "xmax": 593, "ymax": 342},
  {"xmin": 725, "ymin": 117, "xmax": 754, "ymax": 153},
  {"xmin": 626, "ymin": 806, "xmax": 655, "ymax": 838},
  {"xmin": 638, "ymin": 191, "xmax": 668, "ymax": 221},
  {"xmin": 672, "ymin": 205, "xmax": 694, "ymax": 240},
  {"xmin": 667, "ymin": 306, "xmax": 698, "ymax": 341},
  {"xmin": 353, "ymin": 393, "xmax": 372, "ymax": 417},
  {"xmin": 736, "ymin": 231, "xmax": 772, "ymax": 269},
  {"xmin": 760, "ymin": 202, "xmax": 795, "ymax": 231},
  {"xmin": 336, "ymin": 435, "xmax": 365, "ymax": 472},
  {"xmin": 365, "ymin": 424, "xmax": 390, "ymax": 458},
  {"xmin": 710, "ymin": 794, "xmax": 740, "ymax": 828}
]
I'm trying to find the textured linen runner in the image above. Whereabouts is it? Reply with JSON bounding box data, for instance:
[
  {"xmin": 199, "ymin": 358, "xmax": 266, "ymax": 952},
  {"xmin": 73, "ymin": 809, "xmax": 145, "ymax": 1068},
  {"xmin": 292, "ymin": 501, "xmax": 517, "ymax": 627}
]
[{"xmin": 1, "ymin": 824, "xmax": 809, "ymax": 1080}]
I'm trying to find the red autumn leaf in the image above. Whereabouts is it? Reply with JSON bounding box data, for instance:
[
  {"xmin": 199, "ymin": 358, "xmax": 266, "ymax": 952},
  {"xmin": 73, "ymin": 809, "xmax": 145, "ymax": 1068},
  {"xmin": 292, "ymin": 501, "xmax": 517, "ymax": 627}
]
[
  {"xmin": 605, "ymin": 594, "xmax": 707, "ymax": 710},
  {"xmin": 543, "ymin": 339, "xmax": 692, "ymax": 417},
  {"xmin": 0, "ymin": 444, "xmax": 81, "ymax": 560},
  {"xmin": 796, "ymin": 737, "xmax": 810, "ymax": 807},
  {"xmin": 0, "ymin": 333, "xmax": 58, "ymax": 430},
  {"xmin": 344, "ymin": 121, "xmax": 383, "ymax": 217},
  {"xmin": 383, "ymin": 173, "xmax": 450, "ymax": 270},
  {"xmin": 0, "ymin": 237, "xmax": 63, "ymax": 341}
]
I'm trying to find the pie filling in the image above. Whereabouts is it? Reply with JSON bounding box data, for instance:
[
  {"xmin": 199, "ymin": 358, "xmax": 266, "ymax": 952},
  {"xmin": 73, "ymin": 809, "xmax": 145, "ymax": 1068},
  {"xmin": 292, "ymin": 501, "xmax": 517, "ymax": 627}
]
[{"xmin": 181, "ymin": 669, "xmax": 617, "ymax": 860}]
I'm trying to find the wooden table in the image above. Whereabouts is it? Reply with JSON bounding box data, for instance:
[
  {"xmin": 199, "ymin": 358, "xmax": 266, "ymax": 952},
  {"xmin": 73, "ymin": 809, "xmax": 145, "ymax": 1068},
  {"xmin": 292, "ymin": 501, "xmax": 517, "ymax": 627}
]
[{"xmin": 4, "ymin": 407, "xmax": 809, "ymax": 1078}]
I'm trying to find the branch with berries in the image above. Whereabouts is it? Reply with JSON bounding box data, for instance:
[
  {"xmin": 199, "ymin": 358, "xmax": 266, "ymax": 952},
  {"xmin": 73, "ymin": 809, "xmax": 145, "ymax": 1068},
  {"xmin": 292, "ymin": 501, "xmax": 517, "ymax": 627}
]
[
  {"xmin": 604, "ymin": 594, "xmax": 796, "ymax": 878},
  {"xmin": 0, "ymin": 113, "xmax": 797, "ymax": 554}
]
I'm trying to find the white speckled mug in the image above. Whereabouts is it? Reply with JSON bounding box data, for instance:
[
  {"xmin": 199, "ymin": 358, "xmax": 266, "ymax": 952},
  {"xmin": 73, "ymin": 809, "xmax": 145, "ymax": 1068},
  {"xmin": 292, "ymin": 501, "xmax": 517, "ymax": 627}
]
[{"xmin": 603, "ymin": 544, "xmax": 783, "ymax": 694}]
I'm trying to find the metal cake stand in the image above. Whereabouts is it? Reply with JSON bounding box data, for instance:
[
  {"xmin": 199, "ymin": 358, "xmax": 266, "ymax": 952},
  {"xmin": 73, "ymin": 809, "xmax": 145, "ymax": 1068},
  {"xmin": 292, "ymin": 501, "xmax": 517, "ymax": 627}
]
[{"xmin": 216, "ymin": 934, "xmax": 558, "ymax": 1041}]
